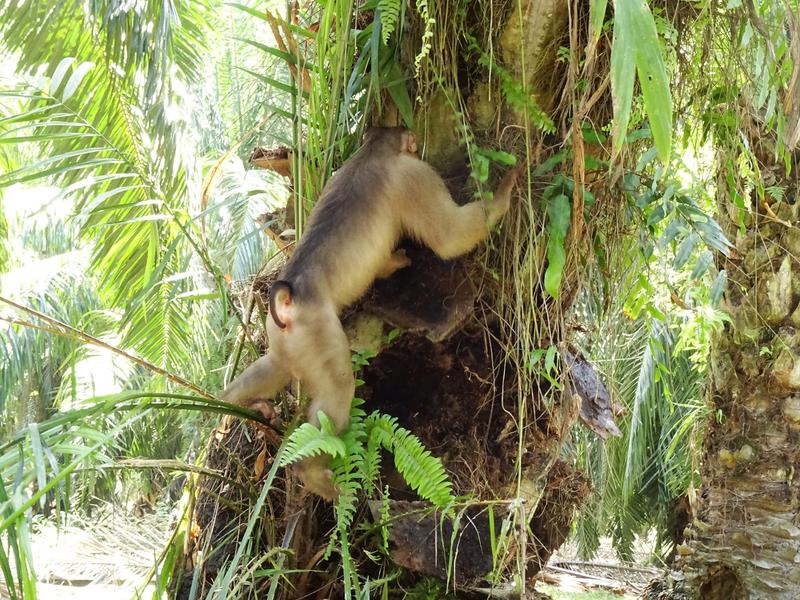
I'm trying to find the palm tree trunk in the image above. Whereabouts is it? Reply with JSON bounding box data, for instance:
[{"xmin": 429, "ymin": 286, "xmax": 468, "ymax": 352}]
[{"xmin": 678, "ymin": 142, "xmax": 800, "ymax": 598}]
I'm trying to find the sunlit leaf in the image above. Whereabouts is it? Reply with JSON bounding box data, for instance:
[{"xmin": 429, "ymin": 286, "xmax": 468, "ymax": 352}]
[
  {"xmin": 691, "ymin": 250, "xmax": 714, "ymax": 279},
  {"xmin": 49, "ymin": 57, "xmax": 77, "ymax": 94},
  {"xmin": 673, "ymin": 231, "xmax": 699, "ymax": 268},
  {"xmin": 61, "ymin": 61, "xmax": 94, "ymax": 102},
  {"xmin": 611, "ymin": 0, "xmax": 672, "ymax": 161},
  {"xmin": 590, "ymin": 0, "xmax": 609, "ymax": 44},
  {"xmin": 610, "ymin": 6, "xmax": 635, "ymax": 156},
  {"xmin": 544, "ymin": 194, "xmax": 572, "ymax": 298},
  {"xmin": 710, "ymin": 270, "xmax": 728, "ymax": 306}
]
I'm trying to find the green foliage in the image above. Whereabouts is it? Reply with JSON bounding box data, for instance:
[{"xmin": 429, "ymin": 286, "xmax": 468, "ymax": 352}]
[
  {"xmin": 281, "ymin": 398, "xmax": 454, "ymax": 599},
  {"xmin": 279, "ymin": 418, "xmax": 347, "ymax": 466},
  {"xmin": 404, "ymin": 577, "xmax": 460, "ymax": 599},
  {"xmin": 0, "ymin": 0, "xmax": 216, "ymax": 328},
  {"xmin": 413, "ymin": 0, "xmax": 435, "ymax": 74},
  {"xmin": 451, "ymin": 118, "xmax": 520, "ymax": 193},
  {"xmin": 569, "ymin": 124, "xmax": 730, "ymax": 559},
  {"xmin": 536, "ymin": 583, "xmax": 625, "ymax": 600},
  {"xmin": 610, "ymin": 0, "xmax": 672, "ymax": 161},
  {"xmin": 528, "ymin": 345, "xmax": 561, "ymax": 389},
  {"xmin": 466, "ymin": 35, "xmax": 555, "ymax": 133},
  {"xmin": 545, "ymin": 193, "xmax": 571, "ymax": 299},
  {"xmin": 281, "ymin": 402, "xmax": 454, "ymax": 510},
  {"xmin": 366, "ymin": 413, "xmax": 454, "ymax": 507},
  {"xmin": 0, "ymin": 200, "xmax": 8, "ymax": 273},
  {"xmin": 621, "ymin": 143, "xmax": 731, "ymax": 313},
  {"xmin": 378, "ymin": 0, "xmax": 402, "ymax": 44},
  {"xmin": 1, "ymin": 69, "xmax": 200, "ymax": 373},
  {"xmin": 0, "ymin": 389, "xmax": 252, "ymax": 598},
  {"xmin": 0, "ymin": 255, "xmax": 106, "ymax": 434},
  {"xmin": 589, "ymin": 0, "xmax": 609, "ymax": 45},
  {"xmin": 574, "ymin": 311, "xmax": 708, "ymax": 560},
  {"xmin": 470, "ymin": 147, "xmax": 518, "ymax": 185},
  {"xmin": 0, "ymin": 478, "xmax": 37, "ymax": 600}
]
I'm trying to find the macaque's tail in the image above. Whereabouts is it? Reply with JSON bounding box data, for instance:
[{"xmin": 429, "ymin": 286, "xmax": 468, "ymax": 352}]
[{"xmin": 269, "ymin": 280, "xmax": 293, "ymax": 329}]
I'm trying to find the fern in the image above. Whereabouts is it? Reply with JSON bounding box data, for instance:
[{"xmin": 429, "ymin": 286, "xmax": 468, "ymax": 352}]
[
  {"xmin": 465, "ymin": 34, "xmax": 556, "ymax": 134},
  {"xmin": 313, "ymin": 401, "xmax": 368, "ymax": 600},
  {"xmin": 365, "ymin": 412, "xmax": 454, "ymax": 508},
  {"xmin": 361, "ymin": 420, "xmax": 383, "ymax": 496},
  {"xmin": 282, "ymin": 403, "xmax": 453, "ymax": 507},
  {"xmin": 280, "ymin": 398, "xmax": 454, "ymax": 598},
  {"xmin": 378, "ymin": 0, "xmax": 401, "ymax": 45},
  {"xmin": 330, "ymin": 403, "xmax": 368, "ymax": 545},
  {"xmin": 279, "ymin": 418, "xmax": 346, "ymax": 466}
]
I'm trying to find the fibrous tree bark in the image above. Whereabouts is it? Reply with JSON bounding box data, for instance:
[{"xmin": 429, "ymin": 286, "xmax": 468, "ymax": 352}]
[{"xmin": 675, "ymin": 133, "xmax": 800, "ymax": 599}]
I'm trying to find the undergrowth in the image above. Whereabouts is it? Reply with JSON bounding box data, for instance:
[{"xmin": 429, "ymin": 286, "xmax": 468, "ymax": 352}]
[{"xmin": 278, "ymin": 342, "xmax": 455, "ymax": 599}]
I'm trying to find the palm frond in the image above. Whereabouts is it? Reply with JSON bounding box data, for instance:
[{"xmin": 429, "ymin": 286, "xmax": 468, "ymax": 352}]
[
  {"xmin": 574, "ymin": 303, "xmax": 706, "ymax": 560},
  {"xmin": 0, "ymin": 0, "xmax": 223, "ymax": 375},
  {"xmin": 0, "ymin": 0, "xmax": 213, "ymax": 94},
  {"xmin": 0, "ymin": 251, "xmax": 104, "ymax": 431}
]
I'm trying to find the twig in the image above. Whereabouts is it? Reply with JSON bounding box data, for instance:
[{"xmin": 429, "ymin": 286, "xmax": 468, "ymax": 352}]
[
  {"xmin": 553, "ymin": 560, "xmax": 659, "ymax": 575},
  {"xmin": 0, "ymin": 296, "xmax": 212, "ymax": 398}
]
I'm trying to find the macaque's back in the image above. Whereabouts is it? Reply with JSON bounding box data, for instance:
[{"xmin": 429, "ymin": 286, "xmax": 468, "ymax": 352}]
[{"xmin": 281, "ymin": 147, "xmax": 403, "ymax": 309}]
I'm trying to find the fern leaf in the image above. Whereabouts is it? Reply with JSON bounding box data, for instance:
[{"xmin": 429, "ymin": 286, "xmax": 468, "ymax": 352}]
[
  {"xmin": 366, "ymin": 413, "xmax": 454, "ymax": 507},
  {"xmin": 279, "ymin": 422, "xmax": 346, "ymax": 466},
  {"xmin": 361, "ymin": 428, "xmax": 382, "ymax": 496},
  {"xmin": 378, "ymin": 0, "xmax": 401, "ymax": 44},
  {"xmin": 413, "ymin": 0, "xmax": 434, "ymax": 73},
  {"xmin": 365, "ymin": 411, "xmax": 397, "ymax": 450},
  {"xmin": 392, "ymin": 428, "xmax": 454, "ymax": 507},
  {"xmin": 326, "ymin": 433, "xmax": 364, "ymax": 563}
]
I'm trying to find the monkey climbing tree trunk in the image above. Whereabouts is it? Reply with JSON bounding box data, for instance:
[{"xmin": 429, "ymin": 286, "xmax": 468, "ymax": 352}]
[
  {"xmin": 177, "ymin": 0, "xmax": 623, "ymax": 595},
  {"xmin": 676, "ymin": 141, "xmax": 800, "ymax": 598}
]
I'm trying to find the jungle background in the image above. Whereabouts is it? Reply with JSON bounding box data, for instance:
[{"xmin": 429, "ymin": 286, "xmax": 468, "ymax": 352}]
[{"xmin": 0, "ymin": 0, "xmax": 798, "ymax": 598}]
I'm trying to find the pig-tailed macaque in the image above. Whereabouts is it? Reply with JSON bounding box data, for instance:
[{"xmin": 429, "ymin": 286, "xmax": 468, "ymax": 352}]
[{"xmin": 222, "ymin": 127, "xmax": 520, "ymax": 499}]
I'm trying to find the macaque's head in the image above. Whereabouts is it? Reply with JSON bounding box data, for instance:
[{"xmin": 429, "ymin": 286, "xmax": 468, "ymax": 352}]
[{"xmin": 362, "ymin": 126, "xmax": 417, "ymax": 156}]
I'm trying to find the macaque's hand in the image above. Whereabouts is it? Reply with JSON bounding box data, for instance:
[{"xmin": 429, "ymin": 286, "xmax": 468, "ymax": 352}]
[
  {"xmin": 377, "ymin": 248, "xmax": 413, "ymax": 279},
  {"xmin": 498, "ymin": 162, "xmax": 524, "ymax": 197},
  {"xmin": 219, "ymin": 390, "xmax": 277, "ymax": 422},
  {"xmin": 251, "ymin": 400, "xmax": 277, "ymax": 421},
  {"xmin": 392, "ymin": 248, "xmax": 412, "ymax": 269}
]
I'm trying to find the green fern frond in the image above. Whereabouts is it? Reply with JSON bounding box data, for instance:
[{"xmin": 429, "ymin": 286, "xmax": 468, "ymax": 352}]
[
  {"xmin": 283, "ymin": 399, "xmax": 454, "ymax": 598},
  {"xmin": 378, "ymin": 0, "xmax": 401, "ymax": 44},
  {"xmin": 278, "ymin": 422, "xmax": 346, "ymax": 466},
  {"xmin": 391, "ymin": 428, "xmax": 453, "ymax": 508},
  {"xmin": 327, "ymin": 413, "xmax": 367, "ymax": 592},
  {"xmin": 365, "ymin": 413, "xmax": 454, "ymax": 508},
  {"xmin": 329, "ymin": 470, "xmax": 362, "ymax": 560},
  {"xmin": 361, "ymin": 427, "xmax": 383, "ymax": 497}
]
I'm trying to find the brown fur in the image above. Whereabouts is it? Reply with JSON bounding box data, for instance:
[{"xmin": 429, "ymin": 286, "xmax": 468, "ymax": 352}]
[{"xmin": 222, "ymin": 127, "xmax": 520, "ymax": 499}]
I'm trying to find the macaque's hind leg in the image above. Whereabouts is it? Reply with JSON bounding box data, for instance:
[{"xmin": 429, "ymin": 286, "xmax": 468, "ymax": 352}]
[
  {"xmin": 377, "ymin": 248, "xmax": 412, "ymax": 278},
  {"xmin": 220, "ymin": 354, "xmax": 290, "ymax": 420},
  {"xmin": 407, "ymin": 166, "xmax": 520, "ymax": 260},
  {"xmin": 292, "ymin": 306, "xmax": 355, "ymax": 499}
]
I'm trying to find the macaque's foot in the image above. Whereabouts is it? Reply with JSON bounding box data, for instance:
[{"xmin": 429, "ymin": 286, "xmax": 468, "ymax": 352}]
[
  {"xmin": 377, "ymin": 248, "xmax": 413, "ymax": 279},
  {"xmin": 296, "ymin": 457, "xmax": 339, "ymax": 501},
  {"xmin": 392, "ymin": 248, "xmax": 412, "ymax": 269}
]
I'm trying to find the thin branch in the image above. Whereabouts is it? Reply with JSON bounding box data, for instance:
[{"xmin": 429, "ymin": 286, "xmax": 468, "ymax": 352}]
[{"xmin": 0, "ymin": 296, "xmax": 213, "ymax": 398}]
